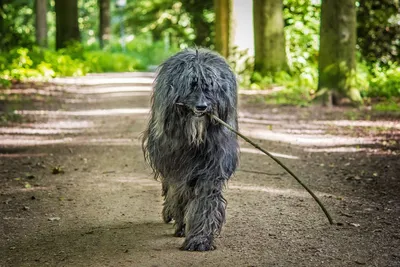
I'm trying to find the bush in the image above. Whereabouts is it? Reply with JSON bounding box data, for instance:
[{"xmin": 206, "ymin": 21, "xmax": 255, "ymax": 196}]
[
  {"xmin": 0, "ymin": 47, "xmax": 88, "ymax": 84},
  {"xmin": 125, "ymin": 36, "xmax": 180, "ymax": 68},
  {"xmin": 367, "ymin": 62, "xmax": 400, "ymax": 98},
  {"xmin": 84, "ymin": 51, "xmax": 141, "ymax": 72},
  {"xmin": 0, "ymin": 43, "xmax": 148, "ymax": 86}
]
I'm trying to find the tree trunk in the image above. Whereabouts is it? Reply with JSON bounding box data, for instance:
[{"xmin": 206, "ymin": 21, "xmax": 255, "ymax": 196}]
[
  {"xmin": 98, "ymin": 0, "xmax": 110, "ymax": 49},
  {"xmin": 253, "ymin": 0, "xmax": 288, "ymax": 76},
  {"xmin": 214, "ymin": 0, "xmax": 232, "ymax": 58},
  {"xmin": 317, "ymin": 0, "xmax": 361, "ymax": 106},
  {"xmin": 35, "ymin": 0, "xmax": 47, "ymax": 47},
  {"xmin": 55, "ymin": 0, "xmax": 80, "ymax": 50}
]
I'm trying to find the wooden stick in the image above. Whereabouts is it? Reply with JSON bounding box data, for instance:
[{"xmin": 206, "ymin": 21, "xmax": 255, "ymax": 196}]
[{"xmin": 211, "ymin": 114, "xmax": 334, "ymax": 225}]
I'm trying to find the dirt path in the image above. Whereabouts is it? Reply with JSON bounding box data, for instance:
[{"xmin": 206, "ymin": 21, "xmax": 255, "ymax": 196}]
[{"xmin": 1, "ymin": 73, "xmax": 399, "ymax": 267}]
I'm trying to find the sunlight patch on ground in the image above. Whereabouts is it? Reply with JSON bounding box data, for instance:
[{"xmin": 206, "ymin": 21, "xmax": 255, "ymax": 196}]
[
  {"xmin": 15, "ymin": 108, "xmax": 150, "ymax": 116},
  {"xmin": 239, "ymin": 111, "xmax": 297, "ymax": 121},
  {"xmin": 0, "ymin": 136, "xmax": 140, "ymax": 147},
  {"xmin": 83, "ymin": 138, "xmax": 139, "ymax": 146},
  {"xmin": 0, "ymin": 135, "xmax": 69, "ymax": 146},
  {"xmin": 0, "ymin": 88, "xmax": 63, "ymax": 96},
  {"xmin": 0, "ymin": 127, "xmax": 82, "ymax": 135},
  {"xmin": 0, "ymin": 153, "xmax": 48, "ymax": 158},
  {"xmin": 304, "ymin": 147, "xmax": 367, "ymax": 153},
  {"xmin": 279, "ymin": 129, "xmax": 326, "ymax": 134},
  {"xmin": 314, "ymin": 120, "xmax": 400, "ymax": 129},
  {"xmin": 239, "ymin": 118, "xmax": 284, "ymax": 126},
  {"xmin": 52, "ymin": 75, "xmax": 154, "ymax": 86},
  {"xmin": 63, "ymin": 85, "xmax": 152, "ymax": 94},
  {"xmin": 229, "ymin": 183, "xmax": 335, "ymax": 198},
  {"xmin": 22, "ymin": 120, "xmax": 93, "ymax": 129},
  {"xmin": 238, "ymin": 87, "xmax": 284, "ymax": 95},
  {"xmin": 2, "ymin": 185, "xmax": 54, "ymax": 195},
  {"xmin": 241, "ymin": 127, "xmax": 378, "ymax": 147},
  {"xmin": 240, "ymin": 147, "xmax": 299, "ymax": 159},
  {"xmin": 83, "ymin": 175, "xmax": 159, "ymax": 192}
]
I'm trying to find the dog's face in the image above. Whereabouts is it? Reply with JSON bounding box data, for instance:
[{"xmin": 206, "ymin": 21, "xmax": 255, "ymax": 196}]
[
  {"xmin": 150, "ymin": 49, "xmax": 237, "ymax": 145},
  {"xmin": 176, "ymin": 77, "xmax": 215, "ymax": 118}
]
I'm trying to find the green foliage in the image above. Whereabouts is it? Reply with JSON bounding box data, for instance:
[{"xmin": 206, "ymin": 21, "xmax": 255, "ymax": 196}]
[
  {"xmin": 366, "ymin": 62, "xmax": 400, "ymax": 98},
  {"xmin": 123, "ymin": 0, "xmax": 214, "ymax": 48},
  {"xmin": 0, "ymin": 0, "xmax": 35, "ymax": 51},
  {"xmin": 372, "ymin": 100, "xmax": 400, "ymax": 112},
  {"xmin": 0, "ymin": 47, "xmax": 87, "ymax": 83},
  {"xmin": 357, "ymin": 0, "xmax": 400, "ymax": 65},
  {"xmin": 248, "ymin": 0, "xmax": 399, "ymax": 105},
  {"xmin": 0, "ymin": 112, "xmax": 24, "ymax": 124},
  {"xmin": 84, "ymin": 51, "xmax": 140, "ymax": 72},
  {"xmin": 0, "ymin": 43, "xmax": 146, "ymax": 85},
  {"xmin": 284, "ymin": 0, "xmax": 320, "ymax": 74},
  {"xmin": 78, "ymin": 0, "xmax": 99, "ymax": 45},
  {"xmin": 124, "ymin": 35, "xmax": 180, "ymax": 68}
]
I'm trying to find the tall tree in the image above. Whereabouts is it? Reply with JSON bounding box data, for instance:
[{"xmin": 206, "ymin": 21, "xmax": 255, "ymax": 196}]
[
  {"xmin": 35, "ymin": 0, "xmax": 47, "ymax": 47},
  {"xmin": 318, "ymin": 0, "xmax": 361, "ymax": 105},
  {"xmin": 253, "ymin": 0, "xmax": 288, "ymax": 76},
  {"xmin": 55, "ymin": 0, "xmax": 80, "ymax": 50},
  {"xmin": 98, "ymin": 0, "xmax": 110, "ymax": 49},
  {"xmin": 214, "ymin": 0, "xmax": 232, "ymax": 58}
]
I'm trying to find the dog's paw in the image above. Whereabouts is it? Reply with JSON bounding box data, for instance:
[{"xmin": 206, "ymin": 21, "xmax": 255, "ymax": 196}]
[
  {"xmin": 174, "ymin": 228, "xmax": 185, "ymax": 237},
  {"xmin": 162, "ymin": 208, "xmax": 172, "ymax": 223},
  {"xmin": 181, "ymin": 236, "xmax": 215, "ymax": 251},
  {"xmin": 163, "ymin": 214, "xmax": 172, "ymax": 224}
]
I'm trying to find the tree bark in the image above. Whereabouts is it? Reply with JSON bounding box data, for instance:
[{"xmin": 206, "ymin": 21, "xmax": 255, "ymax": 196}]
[
  {"xmin": 318, "ymin": 0, "xmax": 361, "ymax": 106},
  {"xmin": 98, "ymin": 0, "xmax": 110, "ymax": 49},
  {"xmin": 35, "ymin": 0, "xmax": 47, "ymax": 47},
  {"xmin": 214, "ymin": 0, "xmax": 232, "ymax": 58},
  {"xmin": 253, "ymin": 0, "xmax": 288, "ymax": 76},
  {"xmin": 55, "ymin": 0, "xmax": 80, "ymax": 50}
]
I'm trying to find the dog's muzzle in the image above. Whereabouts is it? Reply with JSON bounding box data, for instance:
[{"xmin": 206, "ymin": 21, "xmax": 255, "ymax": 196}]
[
  {"xmin": 175, "ymin": 102, "xmax": 209, "ymax": 117},
  {"xmin": 193, "ymin": 105, "xmax": 208, "ymax": 117}
]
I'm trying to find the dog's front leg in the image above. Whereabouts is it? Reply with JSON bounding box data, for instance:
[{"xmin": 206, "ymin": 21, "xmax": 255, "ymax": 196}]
[{"xmin": 181, "ymin": 180, "xmax": 226, "ymax": 251}]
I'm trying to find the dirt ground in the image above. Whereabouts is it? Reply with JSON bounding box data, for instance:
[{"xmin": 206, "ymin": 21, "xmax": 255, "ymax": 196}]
[{"xmin": 1, "ymin": 73, "xmax": 399, "ymax": 267}]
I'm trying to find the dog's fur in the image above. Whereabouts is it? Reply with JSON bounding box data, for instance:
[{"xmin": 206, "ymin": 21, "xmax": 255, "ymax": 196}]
[{"xmin": 142, "ymin": 48, "xmax": 239, "ymax": 251}]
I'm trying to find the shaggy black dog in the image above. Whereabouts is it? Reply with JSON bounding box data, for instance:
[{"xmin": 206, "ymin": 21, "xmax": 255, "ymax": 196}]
[{"xmin": 142, "ymin": 48, "xmax": 239, "ymax": 251}]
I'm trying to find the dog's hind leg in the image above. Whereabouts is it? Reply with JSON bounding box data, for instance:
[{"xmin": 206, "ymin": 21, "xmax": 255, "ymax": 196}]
[{"xmin": 181, "ymin": 180, "xmax": 226, "ymax": 251}]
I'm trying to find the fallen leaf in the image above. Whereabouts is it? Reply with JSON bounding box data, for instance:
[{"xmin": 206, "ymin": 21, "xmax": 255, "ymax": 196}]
[
  {"xmin": 24, "ymin": 182, "xmax": 31, "ymax": 188},
  {"xmin": 340, "ymin": 212, "xmax": 353, "ymax": 218},
  {"xmin": 354, "ymin": 260, "xmax": 366, "ymax": 265},
  {"xmin": 25, "ymin": 174, "xmax": 35, "ymax": 179},
  {"xmin": 52, "ymin": 166, "xmax": 64, "ymax": 175},
  {"xmin": 48, "ymin": 217, "xmax": 61, "ymax": 222}
]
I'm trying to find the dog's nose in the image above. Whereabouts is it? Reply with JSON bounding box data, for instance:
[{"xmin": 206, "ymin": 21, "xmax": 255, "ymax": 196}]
[{"xmin": 195, "ymin": 105, "xmax": 207, "ymax": 112}]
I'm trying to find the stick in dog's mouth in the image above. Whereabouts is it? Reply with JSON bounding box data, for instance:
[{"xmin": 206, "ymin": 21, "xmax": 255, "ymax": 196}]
[{"xmin": 175, "ymin": 102, "xmax": 206, "ymax": 117}]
